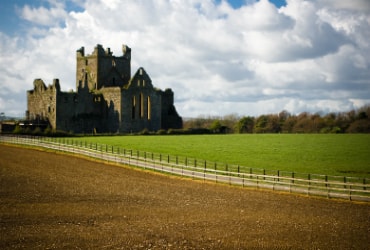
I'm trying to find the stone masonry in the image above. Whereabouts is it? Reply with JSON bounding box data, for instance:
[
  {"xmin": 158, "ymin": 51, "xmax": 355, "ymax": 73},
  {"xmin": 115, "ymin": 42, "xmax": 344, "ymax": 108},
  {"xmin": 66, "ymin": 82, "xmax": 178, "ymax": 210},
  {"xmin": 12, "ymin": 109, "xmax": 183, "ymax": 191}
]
[{"xmin": 27, "ymin": 44, "xmax": 182, "ymax": 133}]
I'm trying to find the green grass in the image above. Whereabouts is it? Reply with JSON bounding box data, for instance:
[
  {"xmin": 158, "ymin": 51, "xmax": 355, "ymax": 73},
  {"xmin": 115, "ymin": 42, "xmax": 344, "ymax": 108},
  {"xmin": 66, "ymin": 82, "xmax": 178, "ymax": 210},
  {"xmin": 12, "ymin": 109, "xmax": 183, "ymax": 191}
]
[{"xmin": 72, "ymin": 134, "xmax": 370, "ymax": 178}]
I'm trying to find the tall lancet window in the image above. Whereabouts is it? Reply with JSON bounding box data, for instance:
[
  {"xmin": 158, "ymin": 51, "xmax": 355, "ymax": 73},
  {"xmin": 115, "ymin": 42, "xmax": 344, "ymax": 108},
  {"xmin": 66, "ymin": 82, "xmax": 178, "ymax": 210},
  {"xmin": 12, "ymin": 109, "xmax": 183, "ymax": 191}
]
[
  {"xmin": 132, "ymin": 96, "xmax": 136, "ymax": 119},
  {"xmin": 139, "ymin": 93, "xmax": 144, "ymax": 118},
  {"xmin": 147, "ymin": 96, "xmax": 151, "ymax": 120}
]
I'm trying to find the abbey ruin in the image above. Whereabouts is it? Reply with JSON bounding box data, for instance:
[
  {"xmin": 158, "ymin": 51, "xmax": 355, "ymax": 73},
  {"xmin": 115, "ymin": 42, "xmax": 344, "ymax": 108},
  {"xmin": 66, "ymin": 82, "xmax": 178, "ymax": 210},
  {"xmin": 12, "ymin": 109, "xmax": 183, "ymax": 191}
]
[{"xmin": 26, "ymin": 44, "xmax": 182, "ymax": 133}]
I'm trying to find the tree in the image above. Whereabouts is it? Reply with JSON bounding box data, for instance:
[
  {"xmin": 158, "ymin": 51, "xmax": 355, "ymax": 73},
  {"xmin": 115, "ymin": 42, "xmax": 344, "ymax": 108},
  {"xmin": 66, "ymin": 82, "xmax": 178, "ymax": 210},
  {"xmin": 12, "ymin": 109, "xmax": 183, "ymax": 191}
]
[
  {"xmin": 334, "ymin": 112, "xmax": 350, "ymax": 133},
  {"xmin": 281, "ymin": 115, "xmax": 297, "ymax": 133},
  {"xmin": 320, "ymin": 113, "xmax": 341, "ymax": 133},
  {"xmin": 311, "ymin": 113, "xmax": 325, "ymax": 133},
  {"xmin": 237, "ymin": 116, "xmax": 254, "ymax": 133},
  {"xmin": 265, "ymin": 114, "xmax": 281, "ymax": 133},
  {"xmin": 278, "ymin": 110, "xmax": 290, "ymax": 123},
  {"xmin": 293, "ymin": 112, "xmax": 312, "ymax": 133},
  {"xmin": 210, "ymin": 120, "xmax": 222, "ymax": 133},
  {"xmin": 222, "ymin": 114, "xmax": 239, "ymax": 133},
  {"xmin": 253, "ymin": 114, "xmax": 282, "ymax": 133},
  {"xmin": 347, "ymin": 120, "xmax": 370, "ymax": 133},
  {"xmin": 254, "ymin": 115, "xmax": 268, "ymax": 133}
]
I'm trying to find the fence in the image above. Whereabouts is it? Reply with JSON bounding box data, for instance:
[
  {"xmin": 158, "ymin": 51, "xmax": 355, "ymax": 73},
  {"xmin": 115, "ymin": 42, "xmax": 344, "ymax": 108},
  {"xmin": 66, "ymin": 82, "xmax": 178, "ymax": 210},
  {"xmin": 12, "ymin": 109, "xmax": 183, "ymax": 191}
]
[{"xmin": 1, "ymin": 135, "xmax": 369, "ymax": 202}]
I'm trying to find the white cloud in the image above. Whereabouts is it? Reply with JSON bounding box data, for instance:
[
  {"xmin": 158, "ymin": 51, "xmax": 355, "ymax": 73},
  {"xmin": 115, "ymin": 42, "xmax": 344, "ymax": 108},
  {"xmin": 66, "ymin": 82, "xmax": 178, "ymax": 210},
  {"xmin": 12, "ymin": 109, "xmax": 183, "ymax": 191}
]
[
  {"xmin": 18, "ymin": 1, "xmax": 68, "ymax": 27},
  {"xmin": 317, "ymin": 0, "xmax": 370, "ymax": 12},
  {"xmin": 0, "ymin": 0, "xmax": 369, "ymax": 118}
]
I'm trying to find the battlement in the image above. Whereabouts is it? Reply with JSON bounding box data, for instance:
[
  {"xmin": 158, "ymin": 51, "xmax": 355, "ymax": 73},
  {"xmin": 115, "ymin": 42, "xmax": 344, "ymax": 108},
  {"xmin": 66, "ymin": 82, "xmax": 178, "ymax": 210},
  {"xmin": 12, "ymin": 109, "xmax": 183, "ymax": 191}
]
[
  {"xmin": 92, "ymin": 44, "xmax": 105, "ymax": 56},
  {"xmin": 76, "ymin": 44, "xmax": 132, "ymax": 91},
  {"xmin": 77, "ymin": 44, "xmax": 131, "ymax": 58},
  {"xmin": 29, "ymin": 79, "xmax": 61, "ymax": 94},
  {"xmin": 76, "ymin": 47, "xmax": 84, "ymax": 57}
]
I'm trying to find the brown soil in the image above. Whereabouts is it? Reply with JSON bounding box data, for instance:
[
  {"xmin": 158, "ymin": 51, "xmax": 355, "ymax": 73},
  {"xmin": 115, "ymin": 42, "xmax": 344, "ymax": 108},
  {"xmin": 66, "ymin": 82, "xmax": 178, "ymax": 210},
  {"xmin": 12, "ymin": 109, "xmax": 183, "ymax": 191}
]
[{"xmin": 0, "ymin": 144, "xmax": 369, "ymax": 249}]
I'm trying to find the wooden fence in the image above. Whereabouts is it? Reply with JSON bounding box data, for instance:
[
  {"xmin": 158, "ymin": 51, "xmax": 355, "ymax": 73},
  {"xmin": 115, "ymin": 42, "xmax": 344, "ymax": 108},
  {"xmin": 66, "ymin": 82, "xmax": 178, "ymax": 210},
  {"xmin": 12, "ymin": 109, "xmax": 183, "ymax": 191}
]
[{"xmin": 1, "ymin": 135, "xmax": 369, "ymax": 202}]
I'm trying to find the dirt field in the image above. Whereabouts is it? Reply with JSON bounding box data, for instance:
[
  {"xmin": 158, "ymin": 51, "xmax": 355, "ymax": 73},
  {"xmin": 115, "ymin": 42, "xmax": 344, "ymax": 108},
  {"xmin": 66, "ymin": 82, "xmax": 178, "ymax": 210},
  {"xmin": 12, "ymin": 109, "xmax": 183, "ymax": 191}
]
[{"xmin": 0, "ymin": 145, "xmax": 369, "ymax": 249}]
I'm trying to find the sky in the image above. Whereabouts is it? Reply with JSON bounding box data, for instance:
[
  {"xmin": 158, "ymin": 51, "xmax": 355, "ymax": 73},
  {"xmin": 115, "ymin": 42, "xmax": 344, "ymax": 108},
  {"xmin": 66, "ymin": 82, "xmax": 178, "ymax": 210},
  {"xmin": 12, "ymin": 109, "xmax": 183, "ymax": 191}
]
[{"xmin": 0, "ymin": 0, "xmax": 369, "ymax": 118}]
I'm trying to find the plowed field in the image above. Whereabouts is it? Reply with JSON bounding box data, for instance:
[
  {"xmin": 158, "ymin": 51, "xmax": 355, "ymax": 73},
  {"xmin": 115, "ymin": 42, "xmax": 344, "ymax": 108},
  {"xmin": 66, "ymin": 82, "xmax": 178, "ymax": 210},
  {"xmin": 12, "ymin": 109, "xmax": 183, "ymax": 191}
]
[{"xmin": 0, "ymin": 145, "xmax": 369, "ymax": 249}]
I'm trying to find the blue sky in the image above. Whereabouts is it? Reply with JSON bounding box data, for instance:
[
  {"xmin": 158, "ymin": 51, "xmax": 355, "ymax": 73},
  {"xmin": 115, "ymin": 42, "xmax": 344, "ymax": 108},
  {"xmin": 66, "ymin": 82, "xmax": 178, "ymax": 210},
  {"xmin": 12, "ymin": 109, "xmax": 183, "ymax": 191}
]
[
  {"xmin": 0, "ymin": 0, "xmax": 286, "ymax": 35},
  {"xmin": 227, "ymin": 0, "xmax": 286, "ymax": 8},
  {"xmin": 0, "ymin": 0, "xmax": 83, "ymax": 35},
  {"xmin": 0, "ymin": 0, "xmax": 369, "ymax": 118}
]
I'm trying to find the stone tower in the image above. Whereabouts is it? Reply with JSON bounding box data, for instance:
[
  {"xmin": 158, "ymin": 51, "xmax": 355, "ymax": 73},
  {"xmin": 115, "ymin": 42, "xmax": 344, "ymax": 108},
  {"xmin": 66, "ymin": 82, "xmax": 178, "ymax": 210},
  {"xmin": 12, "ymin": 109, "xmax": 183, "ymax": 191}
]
[{"xmin": 76, "ymin": 44, "xmax": 131, "ymax": 90}]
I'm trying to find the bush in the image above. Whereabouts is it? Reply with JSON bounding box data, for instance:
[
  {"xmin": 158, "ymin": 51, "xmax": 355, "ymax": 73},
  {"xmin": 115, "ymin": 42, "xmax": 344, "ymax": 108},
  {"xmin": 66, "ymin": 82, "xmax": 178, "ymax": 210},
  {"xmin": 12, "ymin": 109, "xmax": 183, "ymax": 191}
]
[
  {"xmin": 13, "ymin": 125, "xmax": 23, "ymax": 134},
  {"xmin": 44, "ymin": 126, "xmax": 52, "ymax": 135},
  {"xmin": 139, "ymin": 128, "xmax": 150, "ymax": 135},
  {"xmin": 320, "ymin": 126, "xmax": 342, "ymax": 134},
  {"xmin": 187, "ymin": 128, "xmax": 211, "ymax": 134},
  {"xmin": 156, "ymin": 129, "xmax": 167, "ymax": 135},
  {"xmin": 167, "ymin": 129, "xmax": 185, "ymax": 135},
  {"xmin": 167, "ymin": 128, "xmax": 211, "ymax": 135},
  {"xmin": 32, "ymin": 127, "xmax": 43, "ymax": 136}
]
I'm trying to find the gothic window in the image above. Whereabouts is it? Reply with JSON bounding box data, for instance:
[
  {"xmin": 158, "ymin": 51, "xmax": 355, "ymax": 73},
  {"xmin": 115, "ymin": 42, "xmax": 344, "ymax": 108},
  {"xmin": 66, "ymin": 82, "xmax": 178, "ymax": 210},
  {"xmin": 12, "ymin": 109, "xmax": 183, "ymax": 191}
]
[
  {"xmin": 132, "ymin": 96, "xmax": 136, "ymax": 119},
  {"xmin": 147, "ymin": 96, "xmax": 151, "ymax": 120},
  {"xmin": 137, "ymin": 80, "xmax": 140, "ymax": 87},
  {"xmin": 139, "ymin": 93, "xmax": 144, "ymax": 118}
]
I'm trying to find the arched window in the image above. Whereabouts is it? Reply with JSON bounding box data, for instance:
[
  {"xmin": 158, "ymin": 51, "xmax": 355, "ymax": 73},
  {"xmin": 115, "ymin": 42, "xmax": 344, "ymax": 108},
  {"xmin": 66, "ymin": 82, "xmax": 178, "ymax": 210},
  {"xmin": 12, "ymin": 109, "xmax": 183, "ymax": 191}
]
[
  {"xmin": 139, "ymin": 93, "xmax": 144, "ymax": 118},
  {"xmin": 132, "ymin": 96, "xmax": 136, "ymax": 119},
  {"xmin": 147, "ymin": 96, "xmax": 151, "ymax": 120}
]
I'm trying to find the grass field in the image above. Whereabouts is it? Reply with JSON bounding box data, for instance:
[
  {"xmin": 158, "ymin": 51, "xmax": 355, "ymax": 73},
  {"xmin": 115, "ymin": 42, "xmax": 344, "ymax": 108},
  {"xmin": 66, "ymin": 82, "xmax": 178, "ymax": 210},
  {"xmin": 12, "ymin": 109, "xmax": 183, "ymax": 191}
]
[{"xmin": 74, "ymin": 134, "xmax": 370, "ymax": 178}]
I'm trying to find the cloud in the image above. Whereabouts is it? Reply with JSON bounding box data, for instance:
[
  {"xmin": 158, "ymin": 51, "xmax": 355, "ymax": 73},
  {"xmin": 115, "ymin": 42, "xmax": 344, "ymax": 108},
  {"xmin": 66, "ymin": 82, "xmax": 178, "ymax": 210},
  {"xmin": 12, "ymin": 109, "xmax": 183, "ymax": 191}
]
[
  {"xmin": 0, "ymin": 0, "xmax": 369, "ymax": 117},
  {"xmin": 317, "ymin": 0, "xmax": 370, "ymax": 12},
  {"xmin": 18, "ymin": 1, "xmax": 68, "ymax": 27}
]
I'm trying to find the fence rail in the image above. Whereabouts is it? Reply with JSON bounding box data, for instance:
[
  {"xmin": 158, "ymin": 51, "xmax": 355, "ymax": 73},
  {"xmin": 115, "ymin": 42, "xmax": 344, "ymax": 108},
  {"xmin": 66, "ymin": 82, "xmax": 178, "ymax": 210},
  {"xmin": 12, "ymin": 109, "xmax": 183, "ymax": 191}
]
[{"xmin": 1, "ymin": 135, "xmax": 369, "ymax": 202}]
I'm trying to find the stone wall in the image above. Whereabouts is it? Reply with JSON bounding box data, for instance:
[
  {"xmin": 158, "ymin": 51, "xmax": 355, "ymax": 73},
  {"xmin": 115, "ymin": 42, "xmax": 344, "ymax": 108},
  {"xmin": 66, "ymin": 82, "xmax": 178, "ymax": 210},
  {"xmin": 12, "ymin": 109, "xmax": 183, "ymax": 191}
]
[
  {"xmin": 160, "ymin": 89, "xmax": 183, "ymax": 130},
  {"xmin": 76, "ymin": 44, "xmax": 131, "ymax": 91},
  {"xmin": 100, "ymin": 87, "xmax": 121, "ymax": 133},
  {"xmin": 120, "ymin": 67, "xmax": 162, "ymax": 133},
  {"xmin": 27, "ymin": 79, "xmax": 58, "ymax": 128},
  {"xmin": 54, "ymin": 87, "xmax": 107, "ymax": 133}
]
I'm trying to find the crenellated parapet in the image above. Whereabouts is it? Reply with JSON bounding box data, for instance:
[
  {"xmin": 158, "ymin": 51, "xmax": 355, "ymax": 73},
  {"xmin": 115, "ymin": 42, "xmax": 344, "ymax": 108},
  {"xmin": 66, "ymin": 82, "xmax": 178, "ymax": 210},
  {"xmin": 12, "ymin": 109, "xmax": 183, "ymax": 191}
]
[
  {"xmin": 76, "ymin": 44, "xmax": 131, "ymax": 91},
  {"xmin": 29, "ymin": 78, "xmax": 61, "ymax": 94}
]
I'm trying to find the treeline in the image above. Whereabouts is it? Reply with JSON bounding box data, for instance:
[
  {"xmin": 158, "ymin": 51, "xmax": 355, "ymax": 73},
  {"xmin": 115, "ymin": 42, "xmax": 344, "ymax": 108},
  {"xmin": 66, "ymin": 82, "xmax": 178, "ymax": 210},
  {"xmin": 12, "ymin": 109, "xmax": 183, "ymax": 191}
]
[
  {"xmin": 3, "ymin": 105, "xmax": 370, "ymax": 135},
  {"xmin": 183, "ymin": 105, "xmax": 370, "ymax": 134}
]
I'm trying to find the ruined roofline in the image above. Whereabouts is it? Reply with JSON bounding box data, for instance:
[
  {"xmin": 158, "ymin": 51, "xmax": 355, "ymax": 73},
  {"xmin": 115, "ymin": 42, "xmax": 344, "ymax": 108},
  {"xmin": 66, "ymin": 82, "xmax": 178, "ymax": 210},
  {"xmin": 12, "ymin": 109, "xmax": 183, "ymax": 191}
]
[
  {"xmin": 76, "ymin": 44, "xmax": 131, "ymax": 58},
  {"xmin": 29, "ymin": 78, "xmax": 61, "ymax": 93}
]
